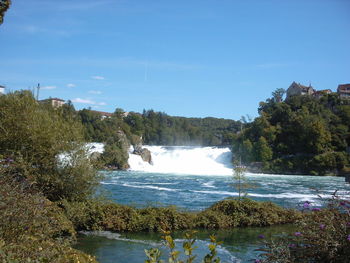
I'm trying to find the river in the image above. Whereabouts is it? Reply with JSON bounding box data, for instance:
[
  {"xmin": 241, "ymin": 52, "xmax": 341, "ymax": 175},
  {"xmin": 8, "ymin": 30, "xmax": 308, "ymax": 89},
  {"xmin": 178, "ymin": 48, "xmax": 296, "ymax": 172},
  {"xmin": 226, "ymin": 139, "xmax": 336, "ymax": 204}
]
[{"xmin": 76, "ymin": 146, "xmax": 350, "ymax": 262}]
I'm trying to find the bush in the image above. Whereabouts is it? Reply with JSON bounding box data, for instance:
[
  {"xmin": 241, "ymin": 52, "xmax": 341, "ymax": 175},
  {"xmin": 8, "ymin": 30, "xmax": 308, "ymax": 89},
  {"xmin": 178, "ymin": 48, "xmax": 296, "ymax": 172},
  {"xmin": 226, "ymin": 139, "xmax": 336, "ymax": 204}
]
[
  {"xmin": 196, "ymin": 198, "xmax": 301, "ymax": 229},
  {"xmin": 60, "ymin": 198, "xmax": 300, "ymax": 233},
  {"xmin": 0, "ymin": 91, "xmax": 101, "ymax": 201},
  {"xmin": 261, "ymin": 196, "xmax": 350, "ymax": 262},
  {"xmin": 0, "ymin": 174, "xmax": 97, "ymax": 263}
]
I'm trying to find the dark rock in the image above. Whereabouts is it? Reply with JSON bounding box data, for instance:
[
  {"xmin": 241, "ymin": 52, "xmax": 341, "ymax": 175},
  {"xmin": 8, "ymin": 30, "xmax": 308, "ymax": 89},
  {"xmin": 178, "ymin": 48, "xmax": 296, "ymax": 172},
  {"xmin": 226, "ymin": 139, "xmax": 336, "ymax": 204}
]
[{"xmin": 133, "ymin": 147, "xmax": 152, "ymax": 164}]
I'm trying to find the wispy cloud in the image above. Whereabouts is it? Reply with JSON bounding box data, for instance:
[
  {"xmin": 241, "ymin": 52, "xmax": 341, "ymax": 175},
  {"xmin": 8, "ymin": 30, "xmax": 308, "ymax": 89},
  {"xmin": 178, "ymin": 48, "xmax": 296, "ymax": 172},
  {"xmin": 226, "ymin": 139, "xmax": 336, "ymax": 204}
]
[
  {"xmin": 67, "ymin": 83, "xmax": 76, "ymax": 88},
  {"xmin": 22, "ymin": 25, "xmax": 42, "ymax": 34},
  {"xmin": 19, "ymin": 24, "xmax": 70, "ymax": 37},
  {"xmin": 91, "ymin": 76, "xmax": 105, "ymax": 80},
  {"xmin": 88, "ymin": 90, "xmax": 102, "ymax": 94},
  {"xmin": 41, "ymin": 85, "xmax": 57, "ymax": 90},
  {"xmin": 256, "ymin": 63, "xmax": 291, "ymax": 69},
  {"xmin": 72, "ymin": 98, "xmax": 106, "ymax": 106}
]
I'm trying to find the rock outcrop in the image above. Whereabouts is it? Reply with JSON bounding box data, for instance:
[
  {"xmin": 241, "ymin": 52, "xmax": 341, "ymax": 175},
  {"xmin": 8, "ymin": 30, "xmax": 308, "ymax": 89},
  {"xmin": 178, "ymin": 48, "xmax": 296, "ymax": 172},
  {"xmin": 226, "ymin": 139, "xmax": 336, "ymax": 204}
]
[{"xmin": 133, "ymin": 144, "xmax": 152, "ymax": 164}]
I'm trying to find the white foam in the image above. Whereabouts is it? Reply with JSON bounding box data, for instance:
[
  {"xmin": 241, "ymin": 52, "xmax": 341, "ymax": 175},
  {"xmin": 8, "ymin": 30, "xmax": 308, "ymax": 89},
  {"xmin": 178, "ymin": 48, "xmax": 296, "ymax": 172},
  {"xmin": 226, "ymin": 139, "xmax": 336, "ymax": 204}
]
[
  {"xmin": 121, "ymin": 183, "xmax": 178, "ymax": 192},
  {"xmin": 128, "ymin": 146, "xmax": 233, "ymax": 175},
  {"xmin": 80, "ymin": 231, "xmax": 159, "ymax": 246},
  {"xmin": 191, "ymin": 190, "xmax": 326, "ymax": 202},
  {"xmin": 202, "ymin": 181, "xmax": 216, "ymax": 188},
  {"xmin": 86, "ymin": 142, "xmax": 105, "ymax": 154}
]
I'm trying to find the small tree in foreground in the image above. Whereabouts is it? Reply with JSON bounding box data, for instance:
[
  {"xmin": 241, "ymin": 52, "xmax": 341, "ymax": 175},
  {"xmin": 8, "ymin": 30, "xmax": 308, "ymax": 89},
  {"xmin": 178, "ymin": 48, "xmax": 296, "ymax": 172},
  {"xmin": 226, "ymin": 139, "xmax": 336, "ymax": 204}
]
[{"xmin": 231, "ymin": 164, "xmax": 256, "ymax": 200}]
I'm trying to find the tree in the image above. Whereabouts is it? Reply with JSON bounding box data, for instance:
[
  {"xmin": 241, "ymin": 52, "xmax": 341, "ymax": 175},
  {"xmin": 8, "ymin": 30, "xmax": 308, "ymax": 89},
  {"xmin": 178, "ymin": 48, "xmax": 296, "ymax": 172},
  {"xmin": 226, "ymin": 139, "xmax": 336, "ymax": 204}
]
[
  {"xmin": 231, "ymin": 164, "xmax": 255, "ymax": 200},
  {"xmin": 253, "ymin": 136, "xmax": 273, "ymax": 162},
  {"xmin": 0, "ymin": 0, "xmax": 11, "ymax": 25},
  {"xmin": 0, "ymin": 91, "xmax": 101, "ymax": 201},
  {"xmin": 271, "ymin": 88, "xmax": 286, "ymax": 103}
]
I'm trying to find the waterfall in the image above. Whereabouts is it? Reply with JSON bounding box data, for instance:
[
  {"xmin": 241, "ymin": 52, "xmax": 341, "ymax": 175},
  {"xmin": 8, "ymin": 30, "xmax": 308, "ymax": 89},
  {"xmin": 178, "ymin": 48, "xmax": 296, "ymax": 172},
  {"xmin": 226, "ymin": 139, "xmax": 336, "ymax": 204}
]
[{"xmin": 128, "ymin": 146, "xmax": 233, "ymax": 175}]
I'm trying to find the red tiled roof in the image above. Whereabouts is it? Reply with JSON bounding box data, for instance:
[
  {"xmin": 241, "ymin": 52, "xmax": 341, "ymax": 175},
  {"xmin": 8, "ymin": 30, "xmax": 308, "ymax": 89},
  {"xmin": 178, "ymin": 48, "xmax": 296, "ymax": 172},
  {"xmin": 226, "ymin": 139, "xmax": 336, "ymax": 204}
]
[
  {"xmin": 338, "ymin": 84, "xmax": 350, "ymax": 92},
  {"xmin": 315, "ymin": 89, "xmax": 332, "ymax": 94}
]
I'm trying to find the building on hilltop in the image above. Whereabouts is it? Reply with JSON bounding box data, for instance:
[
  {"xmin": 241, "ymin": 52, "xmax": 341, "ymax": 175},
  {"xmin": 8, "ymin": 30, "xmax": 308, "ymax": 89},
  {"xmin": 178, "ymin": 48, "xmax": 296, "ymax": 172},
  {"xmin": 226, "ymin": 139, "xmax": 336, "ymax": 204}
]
[
  {"xmin": 0, "ymin": 85, "xmax": 5, "ymax": 95},
  {"xmin": 286, "ymin": 82, "xmax": 315, "ymax": 99},
  {"xmin": 39, "ymin": 97, "xmax": 65, "ymax": 108},
  {"xmin": 337, "ymin": 84, "xmax": 350, "ymax": 99}
]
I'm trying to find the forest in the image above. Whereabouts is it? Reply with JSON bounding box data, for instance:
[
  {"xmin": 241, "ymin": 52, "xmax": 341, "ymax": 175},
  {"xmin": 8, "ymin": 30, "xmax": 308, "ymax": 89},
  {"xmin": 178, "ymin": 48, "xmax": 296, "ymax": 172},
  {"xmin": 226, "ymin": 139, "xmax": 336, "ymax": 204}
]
[
  {"xmin": 79, "ymin": 108, "xmax": 240, "ymax": 146},
  {"xmin": 233, "ymin": 91, "xmax": 350, "ymax": 175}
]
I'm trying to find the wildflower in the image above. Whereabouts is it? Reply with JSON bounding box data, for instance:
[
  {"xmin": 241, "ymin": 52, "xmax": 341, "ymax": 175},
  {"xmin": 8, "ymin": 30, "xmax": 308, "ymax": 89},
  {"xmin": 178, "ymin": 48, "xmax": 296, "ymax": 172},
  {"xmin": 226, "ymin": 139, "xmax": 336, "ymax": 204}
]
[
  {"xmin": 303, "ymin": 201, "xmax": 311, "ymax": 209},
  {"xmin": 258, "ymin": 234, "xmax": 265, "ymax": 239},
  {"xmin": 312, "ymin": 208, "xmax": 321, "ymax": 212},
  {"xmin": 288, "ymin": 243, "xmax": 296, "ymax": 248},
  {"xmin": 254, "ymin": 259, "xmax": 262, "ymax": 263},
  {"xmin": 347, "ymin": 235, "xmax": 350, "ymax": 242},
  {"xmin": 346, "ymin": 222, "xmax": 350, "ymax": 227},
  {"xmin": 319, "ymin": 224, "xmax": 325, "ymax": 230},
  {"xmin": 294, "ymin": 232, "xmax": 302, "ymax": 237},
  {"xmin": 340, "ymin": 201, "xmax": 346, "ymax": 206}
]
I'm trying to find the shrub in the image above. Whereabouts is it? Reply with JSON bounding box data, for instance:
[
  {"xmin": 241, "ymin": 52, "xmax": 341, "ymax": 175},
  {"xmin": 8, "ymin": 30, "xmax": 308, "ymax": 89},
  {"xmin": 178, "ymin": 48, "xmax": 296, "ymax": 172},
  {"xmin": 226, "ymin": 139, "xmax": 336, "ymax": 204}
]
[
  {"xmin": 196, "ymin": 198, "xmax": 301, "ymax": 229},
  {"xmin": 261, "ymin": 196, "xmax": 350, "ymax": 262},
  {"xmin": 0, "ymin": 174, "xmax": 97, "ymax": 263},
  {"xmin": 0, "ymin": 91, "xmax": 101, "ymax": 202},
  {"xmin": 61, "ymin": 198, "xmax": 300, "ymax": 233}
]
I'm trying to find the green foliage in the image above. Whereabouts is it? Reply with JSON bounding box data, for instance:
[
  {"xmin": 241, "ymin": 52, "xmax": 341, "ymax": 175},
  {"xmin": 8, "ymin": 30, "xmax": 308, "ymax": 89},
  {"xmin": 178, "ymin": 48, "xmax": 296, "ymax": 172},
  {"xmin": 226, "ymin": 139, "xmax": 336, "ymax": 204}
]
[
  {"xmin": 100, "ymin": 138, "xmax": 129, "ymax": 169},
  {"xmin": 254, "ymin": 137, "xmax": 273, "ymax": 162},
  {"xmin": 0, "ymin": 0, "xmax": 10, "ymax": 24},
  {"xmin": 0, "ymin": 173, "xmax": 97, "ymax": 263},
  {"xmin": 144, "ymin": 231, "xmax": 220, "ymax": 263},
  {"xmin": 60, "ymin": 198, "xmax": 299, "ymax": 234},
  {"xmin": 203, "ymin": 235, "xmax": 222, "ymax": 263},
  {"xmin": 196, "ymin": 199, "xmax": 301, "ymax": 229},
  {"xmin": 234, "ymin": 93, "xmax": 350, "ymax": 175},
  {"xmin": 261, "ymin": 196, "xmax": 350, "ymax": 262},
  {"xmin": 60, "ymin": 201, "xmax": 195, "ymax": 232},
  {"xmin": 80, "ymin": 109, "xmax": 240, "ymax": 147},
  {"xmin": 271, "ymin": 88, "xmax": 286, "ymax": 103},
  {"xmin": 0, "ymin": 91, "xmax": 101, "ymax": 201}
]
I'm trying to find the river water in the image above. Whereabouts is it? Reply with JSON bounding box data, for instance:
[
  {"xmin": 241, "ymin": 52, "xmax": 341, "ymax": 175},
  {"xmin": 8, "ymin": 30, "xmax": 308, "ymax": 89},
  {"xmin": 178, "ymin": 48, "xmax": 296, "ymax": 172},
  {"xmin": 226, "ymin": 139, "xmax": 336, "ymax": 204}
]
[{"xmin": 76, "ymin": 146, "xmax": 350, "ymax": 262}]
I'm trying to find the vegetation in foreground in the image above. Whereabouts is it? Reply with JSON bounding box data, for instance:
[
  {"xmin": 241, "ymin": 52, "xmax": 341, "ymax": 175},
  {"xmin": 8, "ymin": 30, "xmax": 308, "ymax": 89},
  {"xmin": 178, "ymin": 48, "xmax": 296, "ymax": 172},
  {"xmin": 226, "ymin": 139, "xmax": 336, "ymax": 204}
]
[
  {"xmin": 0, "ymin": 172, "xmax": 97, "ymax": 263},
  {"xmin": 144, "ymin": 231, "xmax": 222, "ymax": 263},
  {"xmin": 258, "ymin": 194, "xmax": 350, "ymax": 263}
]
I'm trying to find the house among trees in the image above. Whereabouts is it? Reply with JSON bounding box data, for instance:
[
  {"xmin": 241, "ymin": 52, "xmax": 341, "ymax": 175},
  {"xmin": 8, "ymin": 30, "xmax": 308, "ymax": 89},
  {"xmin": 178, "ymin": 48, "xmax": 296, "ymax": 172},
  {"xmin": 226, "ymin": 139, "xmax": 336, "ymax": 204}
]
[
  {"xmin": 314, "ymin": 89, "xmax": 332, "ymax": 99},
  {"xmin": 90, "ymin": 110, "xmax": 113, "ymax": 119},
  {"xmin": 0, "ymin": 85, "xmax": 5, "ymax": 95},
  {"xmin": 286, "ymin": 82, "xmax": 315, "ymax": 99},
  {"xmin": 39, "ymin": 97, "xmax": 65, "ymax": 108},
  {"xmin": 337, "ymin": 84, "xmax": 350, "ymax": 99}
]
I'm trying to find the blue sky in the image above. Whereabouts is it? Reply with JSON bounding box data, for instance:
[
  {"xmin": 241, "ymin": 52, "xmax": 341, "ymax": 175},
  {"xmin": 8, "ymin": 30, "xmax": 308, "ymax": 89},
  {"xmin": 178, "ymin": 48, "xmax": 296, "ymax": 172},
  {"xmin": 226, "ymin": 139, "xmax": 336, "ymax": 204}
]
[{"xmin": 0, "ymin": 0, "xmax": 349, "ymax": 120}]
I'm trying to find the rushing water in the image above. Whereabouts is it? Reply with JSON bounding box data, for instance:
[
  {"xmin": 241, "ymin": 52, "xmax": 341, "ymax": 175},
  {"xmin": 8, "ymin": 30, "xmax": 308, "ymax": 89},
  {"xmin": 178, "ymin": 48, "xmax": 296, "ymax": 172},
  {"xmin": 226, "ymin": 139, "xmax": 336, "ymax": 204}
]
[{"xmin": 77, "ymin": 146, "xmax": 350, "ymax": 262}]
